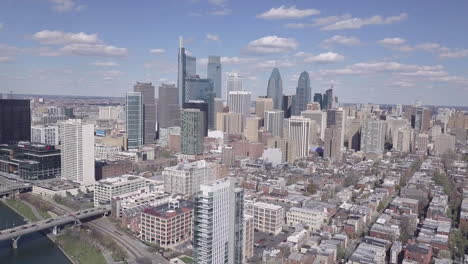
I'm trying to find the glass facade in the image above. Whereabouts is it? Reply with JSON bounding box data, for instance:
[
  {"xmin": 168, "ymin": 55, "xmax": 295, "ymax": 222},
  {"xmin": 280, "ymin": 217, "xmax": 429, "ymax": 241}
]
[
  {"xmin": 0, "ymin": 99, "xmax": 31, "ymax": 144},
  {"xmin": 185, "ymin": 76, "xmax": 215, "ymax": 129},
  {"xmin": 267, "ymin": 68, "xmax": 283, "ymax": 110},
  {"xmin": 125, "ymin": 92, "xmax": 143, "ymax": 149}
]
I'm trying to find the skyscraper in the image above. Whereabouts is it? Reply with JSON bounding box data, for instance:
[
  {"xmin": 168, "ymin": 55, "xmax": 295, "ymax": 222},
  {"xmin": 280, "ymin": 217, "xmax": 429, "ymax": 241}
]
[
  {"xmin": 193, "ymin": 177, "xmax": 244, "ymax": 264},
  {"xmin": 158, "ymin": 83, "xmax": 180, "ymax": 128},
  {"xmin": 228, "ymin": 91, "xmax": 251, "ymax": 118},
  {"xmin": 185, "ymin": 76, "xmax": 215, "ymax": 129},
  {"xmin": 207, "ymin": 56, "xmax": 222, "ymax": 98},
  {"xmin": 325, "ymin": 87, "xmax": 334, "ymax": 109},
  {"xmin": 178, "ymin": 36, "xmax": 197, "ymax": 105},
  {"xmin": 60, "ymin": 119, "xmax": 95, "ymax": 185},
  {"xmin": 183, "ymin": 100, "xmax": 208, "ymax": 136},
  {"xmin": 361, "ymin": 120, "xmax": 387, "ymax": 159},
  {"xmin": 216, "ymin": 112, "xmax": 244, "ymax": 135},
  {"xmin": 31, "ymin": 125, "xmax": 59, "ymax": 146},
  {"xmin": 313, "ymin": 93, "xmax": 323, "ymax": 110},
  {"xmin": 244, "ymin": 116, "xmax": 261, "ymax": 142},
  {"xmin": 286, "ymin": 116, "xmax": 316, "ymax": 158},
  {"xmin": 267, "ymin": 68, "xmax": 283, "ymax": 110},
  {"xmin": 326, "ymin": 109, "xmax": 345, "ymax": 148},
  {"xmin": 324, "ymin": 126, "xmax": 342, "ymax": 161},
  {"xmin": 181, "ymin": 108, "xmax": 204, "ymax": 155},
  {"xmin": 292, "ymin": 71, "xmax": 311, "ymax": 116},
  {"xmin": 226, "ymin": 73, "xmax": 243, "ymax": 99},
  {"xmin": 255, "ymin": 97, "xmax": 274, "ymax": 119},
  {"xmin": 125, "ymin": 92, "xmax": 143, "ymax": 149},
  {"xmin": 134, "ymin": 82, "xmax": 156, "ymax": 144},
  {"xmin": 264, "ymin": 110, "xmax": 284, "ymax": 137},
  {"xmin": 282, "ymin": 95, "xmax": 293, "ymax": 118},
  {"xmin": 0, "ymin": 99, "xmax": 31, "ymax": 144}
]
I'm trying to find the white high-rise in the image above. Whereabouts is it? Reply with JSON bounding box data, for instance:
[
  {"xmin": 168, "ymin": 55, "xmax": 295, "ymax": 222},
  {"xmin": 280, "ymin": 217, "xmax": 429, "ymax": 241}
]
[
  {"xmin": 193, "ymin": 177, "xmax": 244, "ymax": 264},
  {"xmin": 60, "ymin": 119, "xmax": 95, "ymax": 185},
  {"xmin": 31, "ymin": 125, "xmax": 59, "ymax": 145},
  {"xmin": 226, "ymin": 73, "xmax": 242, "ymax": 99},
  {"xmin": 227, "ymin": 91, "xmax": 251, "ymax": 118},
  {"xmin": 361, "ymin": 120, "xmax": 387, "ymax": 158},
  {"xmin": 264, "ymin": 110, "xmax": 284, "ymax": 137},
  {"xmin": 163, "ymin": 160, "xmax": 216, "ymax": 196},
  {"xmin": 286, "ymin": 116, "xmax": 316, "ymax": 158}
]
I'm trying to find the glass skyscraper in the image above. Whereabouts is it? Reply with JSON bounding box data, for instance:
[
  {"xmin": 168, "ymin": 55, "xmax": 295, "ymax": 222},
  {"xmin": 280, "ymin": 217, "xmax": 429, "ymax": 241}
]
[
  {"xmin": 181, "ymin": 108, "xmax": 204, "ymax": 155},
  {"xmin": 267, "ymin": 67, "xmax": 283, "ymax": 110},
  {"xmin": 185, "ymin": 76, "xmax": 215, "ymax": 129},
  {"xmin": 0, "ymin": 99, "xmax": 31, "ymax": 144},
  {"xmin": 207, "ymin": 56, "xmax": 222, "ymax": 99},
  {"xmin": 292, "ymin": 71, "xmax": 311, "ymax": 116},
  {"xmin": 125, "ymin": 92, "xmax": 143, "ymax": 149},
  {"xmin": 134, "ymin": 82, "xmax": 156, "ymax": 144},
  {"xmin": 178, "ymin": 36, "xmax": 197, "ymax": 105}
]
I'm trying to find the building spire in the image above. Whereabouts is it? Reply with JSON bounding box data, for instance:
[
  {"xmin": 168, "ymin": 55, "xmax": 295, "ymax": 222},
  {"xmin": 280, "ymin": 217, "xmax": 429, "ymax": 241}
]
[{"xmin": 179, "ymin": 36, "xmax": 184, "ymax": 48}]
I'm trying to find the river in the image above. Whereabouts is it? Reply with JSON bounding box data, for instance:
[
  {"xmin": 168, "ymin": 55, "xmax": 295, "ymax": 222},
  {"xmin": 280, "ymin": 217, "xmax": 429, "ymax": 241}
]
[{"xmin": 0, "ymin": 201, "xmax": 71, "ymax": 264}]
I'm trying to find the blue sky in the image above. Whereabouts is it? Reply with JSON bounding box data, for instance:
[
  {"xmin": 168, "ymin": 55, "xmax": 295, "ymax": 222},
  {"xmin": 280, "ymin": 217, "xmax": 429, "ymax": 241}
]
[{"xmin": 1, "ymin": 0, "xmax": 468, "ymax": 106}]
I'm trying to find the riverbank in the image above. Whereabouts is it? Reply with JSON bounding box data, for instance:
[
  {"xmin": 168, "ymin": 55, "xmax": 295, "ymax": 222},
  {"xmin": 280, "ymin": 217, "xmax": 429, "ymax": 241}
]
[
  {"xmin": 56, "ymin": 231, "xmax": 107, "ymax": 264},
  {"xmin": 1, "ymin": 199, "xmax": 39, "ymax": 222}
]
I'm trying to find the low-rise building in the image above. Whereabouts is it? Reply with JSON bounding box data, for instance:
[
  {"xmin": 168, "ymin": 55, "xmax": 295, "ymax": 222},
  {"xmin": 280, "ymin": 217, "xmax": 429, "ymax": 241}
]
[
  {"xmin": 94, "ymin": 175, "xmax": 147, "ymax": 206},
  {"xmin": 246, "ymin": 201, "xmax": 284, "ymax": 235}
]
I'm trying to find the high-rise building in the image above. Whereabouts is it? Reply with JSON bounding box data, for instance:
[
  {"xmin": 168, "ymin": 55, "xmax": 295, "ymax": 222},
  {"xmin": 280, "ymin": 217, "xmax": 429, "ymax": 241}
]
[
  {"xmin": 98, "ymin": 106, "xmax": 122, "ymax": 120},
  {"xmin": 286, "ymin": 116, "xmax": 316, "ymax": 158},
  {"xmin": 415, "ymin": 133, "xmax": 429, "ymax": 153},
  {"xmin": 31, "ymin": 125, "xmax": 59, "ymax": 146},
  {"xmin": 326, "ymin": 109, "xmax": 345, "ymax": 148},
  {"xmin": 61, "ymin": 119, "xmax": 95, "ymax": 185},
  {"xmin": 434, "ymin": 134, "xmax": 456, "ymax": 154},
  {"xmin": 243, "ymin": 214, "xmax": 254, "ymax": 263},
  {"xmin": 207, "ymin": 56, "xmax": 222, "ymax": 98},
  {"xmin": 180, "ymin": 108, "xmax": 205, "ymax": 155},
  {"xmin": 361, "ymin": 120, "xmax": 387, "ymax": 159},
  {"xmin": 158, "ymin": 83, "xmax": 180, "ymax": 128},
  {"xmin": 255, "ymin": 97, "xmax": 274, "ymax": 120},
  {"xmin": 0, "ymin": 99, "xmax": 31, "ymax": 144},
  {"xmin": 264, "ymin": 110, "xmax": 284, "ymax": 137},
  {"xmin": 163, "ymin": 160, "xmax": 217, "ymax": 196},
  {"xmin": 125, "ymin": 92, "xmax": 143, "ymax": 149},
  {"xmin": 307, "ymin": 102, "xmax": 321, "ymax": 111},
  {"xmin": 325, "ymin": 87, "xmax": 334, "ymax": 109},
  {"xmin": 282, "ymin": 95, "xmax": 293, "ymax": 118},
  {"xmin": 228, "ymin": 91, "xmax": 251, "ymax": 118},
  {"xmin": 183, "ymin": 100, "xmax": 208, "ymax": 136},
  {"xmin": 134, "ymin": 82, "xmax": 156, "ymax": 144},
  {"xmin": 226, "ymin": 72, "xmax": 243, "ymax": 99},
  {"xmin": 313, "ymin": 93, "xmax": 323, "ymax": 110},
  {"xmin": 244, "ymin": 117, "xmax": 261, "ymax": 142},
  {"xmin": 178, "ymin": 36, "xmax": 197, "ymax": 105},
  {"xmin": 324, "ymin": 126, "xmax": 342, "ymax": 161},
  {"xmin": 216, "ymin": 112, "xmax": 243, "ymax": 134},
  {"xmin": 292, "ymin": 71, "xmax": 311, "ymax": 116},
  {"xmin": 185, "ymin": 76, "xmax": 215, "ymax": 129},
  {"xmin": 267, "ymin": 68, "xmax": 283, "ymax": 110},
  {"xmin": 267, "ymin": 137, "xmax": 297, "ymax": 163},
  {"xmin": 301, "ymin": 110, "xmax": 326, "ymax": 140},
  {"xmin": 193, "ymin": 177, "xmax": 244, "ymax": 264},
  {"xmin": 396, "ymin": 127, "xmax": 412, "ymax": 153}
]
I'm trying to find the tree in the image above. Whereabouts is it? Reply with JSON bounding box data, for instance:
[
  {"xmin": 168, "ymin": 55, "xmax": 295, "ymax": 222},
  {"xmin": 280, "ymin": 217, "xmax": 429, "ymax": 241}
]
[{"xmin": 306, "ymin": 183, "xmax": 318, "ymax": 195}]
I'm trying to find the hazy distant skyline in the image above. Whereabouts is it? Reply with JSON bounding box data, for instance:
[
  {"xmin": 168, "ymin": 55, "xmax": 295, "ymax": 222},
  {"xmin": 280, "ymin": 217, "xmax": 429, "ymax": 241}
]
[{"xmin": 1, "ymin": 0, "xmax": 468, "ymax": 106}]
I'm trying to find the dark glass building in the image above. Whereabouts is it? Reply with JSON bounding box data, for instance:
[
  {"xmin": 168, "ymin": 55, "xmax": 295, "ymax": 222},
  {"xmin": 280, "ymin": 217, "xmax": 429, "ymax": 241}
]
[
  {"xmin": 0, "ymin": 142, "xmax": 61, "ymax": 181},
  {"xmin": 0, "ymin": 99, "xmax": 31, "ymax": 144},
  {"xmin": 313, "ymin": 93, "xmax": 323, "ymax": 110},
  {"xmin": 282, "ymin": 95, "xmax": 293, "ymax": 118},
  {"xmin": 183, "ymin": 100, "xmax": 208, "ymax": 136}
]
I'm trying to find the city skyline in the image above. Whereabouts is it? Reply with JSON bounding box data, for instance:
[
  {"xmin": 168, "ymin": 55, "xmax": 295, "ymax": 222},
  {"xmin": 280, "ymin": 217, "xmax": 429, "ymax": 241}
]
[{"xmin": 0, "ymin": 1, "xmax": 467, "ymax": 106}]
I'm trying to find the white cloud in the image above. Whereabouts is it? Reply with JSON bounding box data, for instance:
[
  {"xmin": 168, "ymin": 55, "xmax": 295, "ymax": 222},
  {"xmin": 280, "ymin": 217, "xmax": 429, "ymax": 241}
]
[
  {"xmin": 0, "ymin": 57, "xmax": 14, "ymax": 63},
  {"xmin": 323, "ymin": 35, "xmax": 361, "ymax": 46},
  {"xmin": 304, "ymin": 52, "xmax": 345, "ymax": 63},
  {"xmin": 257, "ymin": 5, "xmax": 320, "ymax": 20},
  {"xmin": 101, "ymin": 70, "xmax": 123, "ymax": 80},
  {"xmin": 439, "ymin": 49, "xmax": 468, "ymax": 59},
  {"xmin": 255, "ymin": 60, "xmax": 294, "ymax": 69},
  {"xmin": 320, "ymin": 13, "xmax": 407, "ymax": 30},
  {"xmin": 208, "ymin": 0, "xmax": 227, "ymax": 6},
  {"xmin": 211, "ymin": 8, "xmax": 231, "ymax": 16},
  {"xmin": 313, "ymin": 14, "xmax": 352, "ymax": 26},
  {"xmin": 415, "ymin": 43, "xmax": 445, "ymax": 52},
  {"xmin": 206, "ymin": 34, "xmax": 220, "ymax": 42},
  {"xmin": 91, "ymin": 61, "xmax": 118, "ymax": 67},
  {"xmin": 49, "ymin": 0, "xmax": 84, "ymax": 12},
  {"xmin": 245, "ymin": 36, "xmax": 299, "ymax": 55},
  {"xmin": 378, "ymin": 37, "xmax": 406, "ymax": 45},
  {"xmin": 32, "ymin": 30, "xmax": 99, "ymax": 45},
  {"xmin": 284, "ymin": 23, "xmax": 306, "ymax": 29},
  {"xmin": 60, "ymin": 43, "xmax": 127, "ymax": 57},
  {"xmin": 149, "ymin": 48, "xmax": 165, "ymax": 54}
]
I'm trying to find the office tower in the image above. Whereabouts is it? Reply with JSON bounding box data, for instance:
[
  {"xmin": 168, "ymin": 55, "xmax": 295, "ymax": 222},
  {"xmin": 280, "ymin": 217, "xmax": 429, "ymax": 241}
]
[
  {"xmin": 163, "ymin": 160, "xmax": 216, "ymax": 196},
  {"xmin": 98, "ymin": 106, "xmax": 121, "ymax": 120},
  {"xmin": 282, "ymin": 95, "xmax": 293, "ymax": 118},
  {"xmin": 193, "ymin": 177, "xmax": 244, "ymax": 264},
  {"xmin": 244, "ymin": 117, "xmax": 261, "ymax": 142},
  {"xmin": 414, "ymin": 107, "xmax": 431, "ymax": 131},
  {"xmin": 313, "ymin": 93, "xmax": 323, "ymax": 110},
  {"xmin": 324, "ymin": 126, "xmax": 342, "ymax": 161},
  {"xmin": 158, "ymin": 83, "xmax": 180, "ymax": 128},
  {"xmin": 326, "ymin": 109, "xmax": 345, "ymax": 148},
  {"xmin": 255, "ymin": 97, "xmax": 274, "ymax": 120},
  {"xmin": 216, "ymin": 112, "xmax": 243, "ymax": 134},
  {"xmin": 267, "ymin": 137, "xmax": 297, "ymax": 163},
  {"xmin": 214, "ymin": 98, "xmax": 224, "ymax": 113},
  {"xmin": 433, "ymin": 134, "xmax": 456, "ymax": 154},
  {"xmin": 61, "ymin": 119, "xmax": 95, "ymax": 185},
  {"xmin": 31, "ymin": 125, "xmax": 59, "ymax": 145},
  {"xmin": 245, "ymin": 202, "xmax": 284, "ymax": 236},
  {"xmin": 0, "ymin": 99, "xmax": 31, "ymax": 144},
  {"xmin": 361, "ymin": 120, "xmax": 387, "ymax": 158},
  {"xmin": 181, "ymin": 108, "xmax": 205, "ymax": 155},
  {"xmin": 226, "ymin": 72, "xmax": 243, "ymax": 99},
  {"xmin": 184, "ymin": 100, "xmax": 208, "ymax": 136},
  {"xmin": 292, "ymin": 71, "xmax": 311, "ymax": 116},
  {"xmin": 286, "ymin": 116, "xmax": 316, "ymax": 158},
  {"xmin": 415, "ymin": 133, "xmax": 429, "ymax": 153},
  {"xmin": 134, "ymin": 82, "xmax": 156, "ymax": 144},
  {"xmin": 208, "ymin": 56, "xmax": 222, "ymax": 98},
  {"xmin": 185, "ymin": 76, "xmax": 215, "ymax": 129},
  {"xmin": 267, "ymin": 68, "xmax": 283, "ymax": 110},
  {"xmin": 325, "ymin": 87, "xmax": 334, "ymax": 109},
  {"xmin": 178, "ymin": 36, "xmax": 197, "ymax": 105},
  {"xmin": 301, "ymin": 110, "xmax": 326, "ymax": 140},
  {"xmin": 345, "ymin": 119, "xmax": 362, "ymax": 151},
  {"xmin": 228, "ymin": 91, "xmax": 251, "ymax": 118},
  {"xmin": 264, "ymin": 110, "xmax": 284, "ymax": 137},
  {"xmin": 222, "ymin": 146, "xmax": 234, "ymax": 166},
  {"xmin": 125, "ymin": 92, "xmax": 143, "ymax": 149}
]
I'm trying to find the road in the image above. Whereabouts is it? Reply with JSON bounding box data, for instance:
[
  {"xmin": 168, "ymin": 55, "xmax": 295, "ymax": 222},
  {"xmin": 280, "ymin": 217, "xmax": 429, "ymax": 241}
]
[{"xmin": 44, "ymin": 198, "xmax": 169, "ymax": 264}]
